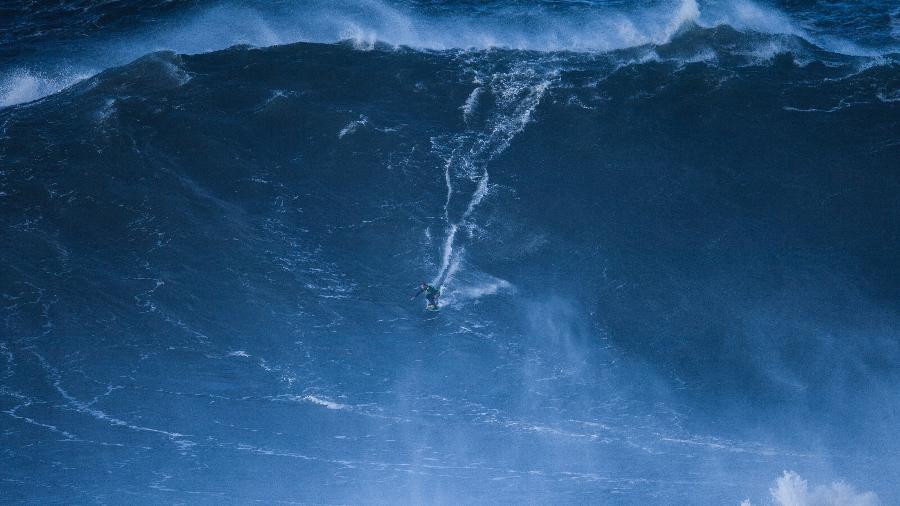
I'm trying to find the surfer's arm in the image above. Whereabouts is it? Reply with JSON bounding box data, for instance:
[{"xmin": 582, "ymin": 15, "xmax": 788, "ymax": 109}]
[{"xmin": 409, "ymin": 288, "xmax": 424, "ymax": 300}]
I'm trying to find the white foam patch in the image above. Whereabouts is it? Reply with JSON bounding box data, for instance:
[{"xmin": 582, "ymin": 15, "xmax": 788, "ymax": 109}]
[
  {"xmin": 0, "ymin": 68, "xmax": 93, "ymax": 108},
  {"xmin": 338, "ymin": 115, "xmax": 368, "ymax": 138},
  {"xmin": 278, "ymin": 394, "xmax": 350, "ymax": 411},
  {"xmin": 302, "ymin": 395, "xmax": 349, "ymax": 410},
  {"xmin": 743, "ymin": 471, "xmax": 880, "ymax": 506},
  {"xmin": 737, "ymin": 39, "xmax": 798, "ymax": 65},
  {"xmin": 227, "ymin": 350, "xmax": 250, "ymax": 357},
  {"xmin": 461, "ymin": 86, "xmax": 482, "ymax": 123}
]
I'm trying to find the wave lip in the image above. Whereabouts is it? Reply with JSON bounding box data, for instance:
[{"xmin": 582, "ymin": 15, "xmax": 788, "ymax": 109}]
[{"xmin": 4, "ymin": 0, "xmax": 897, "ymax": 108}]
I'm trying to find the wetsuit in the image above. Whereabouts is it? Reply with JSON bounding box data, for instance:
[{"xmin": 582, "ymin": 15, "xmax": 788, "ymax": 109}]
[{"xmin": 414, "ymin": 284, "xmax": 440, "ymax": 307}]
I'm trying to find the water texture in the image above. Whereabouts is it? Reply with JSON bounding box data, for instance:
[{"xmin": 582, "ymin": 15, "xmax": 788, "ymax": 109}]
[{"xmin": 1, "ymin": 1, "xmax": 899, "ymax": 504}]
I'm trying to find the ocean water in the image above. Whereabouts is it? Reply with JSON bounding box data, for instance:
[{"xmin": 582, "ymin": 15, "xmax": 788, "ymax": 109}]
[{"xmin": 1, "ymin": 1, "xmax": 899, "ymax": 504}]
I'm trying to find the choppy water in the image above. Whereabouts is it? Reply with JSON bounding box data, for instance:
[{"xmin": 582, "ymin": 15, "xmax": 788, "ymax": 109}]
[{"xmin": 2, "ymin": 1, "xmax": 899, "ymax": 504}]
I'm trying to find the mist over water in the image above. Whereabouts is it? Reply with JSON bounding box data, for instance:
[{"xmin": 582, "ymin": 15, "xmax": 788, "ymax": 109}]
[{"xmin": 2, "ymin": 0, "xmax": 900, "ymax": 504}]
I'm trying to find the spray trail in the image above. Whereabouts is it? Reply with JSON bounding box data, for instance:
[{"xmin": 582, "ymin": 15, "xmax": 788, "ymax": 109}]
[{"xmin": 432, "ymin": 62, "xmax": 554, "ymax": 293}]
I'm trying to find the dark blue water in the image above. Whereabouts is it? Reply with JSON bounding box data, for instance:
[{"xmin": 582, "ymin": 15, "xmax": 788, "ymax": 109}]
[{"xmin": 2, "ymin": 1, "xmax": 899, "ymax": 504}]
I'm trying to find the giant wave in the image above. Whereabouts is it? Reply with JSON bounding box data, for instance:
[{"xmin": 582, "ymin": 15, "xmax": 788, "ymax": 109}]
[{"xmin": 2, "ymin": 0, "xmax": 900, "ymax": 504}]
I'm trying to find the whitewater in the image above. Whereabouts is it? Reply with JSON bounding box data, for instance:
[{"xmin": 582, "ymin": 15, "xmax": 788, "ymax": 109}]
[
  {"xmin": 2, "ymin": 0, "xmax": 897, "ymax": 107},
  {"xmin": 2, "ymin": 0, "xmax": 899, "ymax": 504}
]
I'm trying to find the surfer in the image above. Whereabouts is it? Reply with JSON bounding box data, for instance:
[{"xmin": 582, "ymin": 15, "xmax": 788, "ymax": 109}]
[{"xmin": 410, "ymin": 282, "xmax": 440, "ymax": 309}]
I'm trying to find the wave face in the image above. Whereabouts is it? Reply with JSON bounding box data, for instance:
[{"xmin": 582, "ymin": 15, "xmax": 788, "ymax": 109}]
[{"xmin": 2, "ymin": 1, "xmax": 900, "ymax": 504}]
